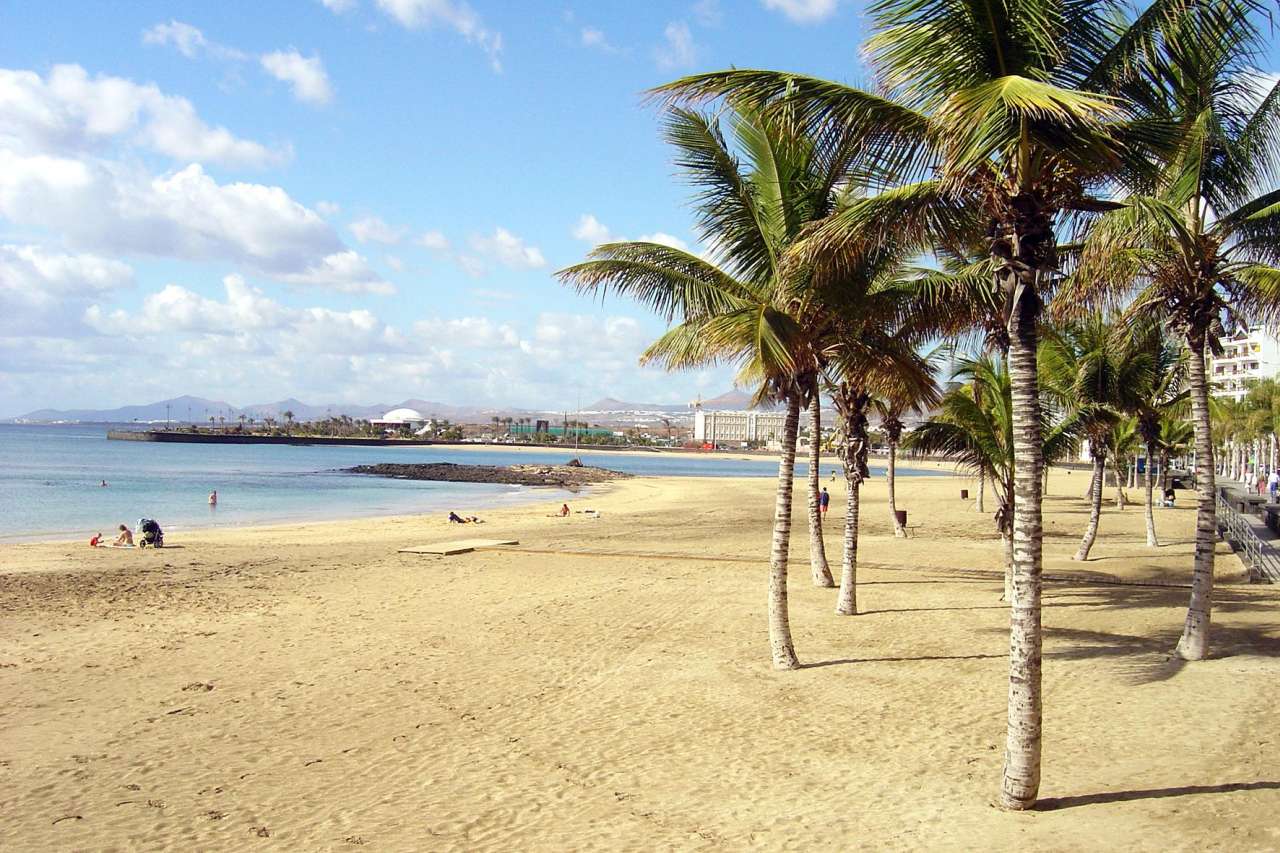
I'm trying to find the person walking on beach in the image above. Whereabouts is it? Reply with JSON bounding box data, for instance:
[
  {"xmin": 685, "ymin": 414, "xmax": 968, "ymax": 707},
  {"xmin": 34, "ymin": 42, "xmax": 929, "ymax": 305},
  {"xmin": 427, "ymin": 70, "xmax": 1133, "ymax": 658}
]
[
  {"xmin": 208, "ymin": 489, "xmax": 218, "ymax": 507},
  {"xmin": 1268, "ymin": 471, "xmax": 1278, "ymax": 503},
  {"xmin": 820, "ymin": 486, "xmax": 830, "ymax": 516}
]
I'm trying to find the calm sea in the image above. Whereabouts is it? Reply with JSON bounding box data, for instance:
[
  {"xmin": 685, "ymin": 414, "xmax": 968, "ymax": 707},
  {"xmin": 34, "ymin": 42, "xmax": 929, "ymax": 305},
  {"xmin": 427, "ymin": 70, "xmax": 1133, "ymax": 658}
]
[{"xmin": 0, "ymin": 424, "xmax": 942, "ymax": 542}]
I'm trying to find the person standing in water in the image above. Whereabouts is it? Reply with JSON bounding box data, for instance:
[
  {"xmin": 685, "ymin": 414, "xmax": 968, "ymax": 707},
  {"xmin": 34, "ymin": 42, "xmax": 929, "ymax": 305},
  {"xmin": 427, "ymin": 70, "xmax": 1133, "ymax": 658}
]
[{"xmin": 208, "ymin": 490, "xmax": 218, "ymax": 507}]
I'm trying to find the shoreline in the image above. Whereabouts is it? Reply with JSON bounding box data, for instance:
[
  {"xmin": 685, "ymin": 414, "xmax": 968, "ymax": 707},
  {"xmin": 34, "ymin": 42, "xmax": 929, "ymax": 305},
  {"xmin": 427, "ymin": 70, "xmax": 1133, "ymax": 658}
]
[
  {"xmin": 0, "ymin": 448, "xmax": 957, "ymax": 547},
  {"xmin": 4, "ymin": 467, "xmax": 1274, "ymax": 850}
]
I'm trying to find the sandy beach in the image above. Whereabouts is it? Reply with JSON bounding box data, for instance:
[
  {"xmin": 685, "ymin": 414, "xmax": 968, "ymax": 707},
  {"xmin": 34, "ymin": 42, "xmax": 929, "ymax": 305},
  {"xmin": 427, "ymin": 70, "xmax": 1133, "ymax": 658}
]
[{"xmin": 2, "ymin": 467, "xmax": 1279, "ymax": 851}]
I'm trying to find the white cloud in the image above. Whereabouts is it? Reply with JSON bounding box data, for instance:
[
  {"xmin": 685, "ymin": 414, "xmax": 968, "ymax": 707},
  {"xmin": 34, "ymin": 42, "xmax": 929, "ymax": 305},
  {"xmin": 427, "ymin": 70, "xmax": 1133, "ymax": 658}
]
[
  {"xmin": 0, "ymin": 64, "xmax": 284, "ymax": 168},
  {"xmin": 142, "ymin": 20, "xmax": 249, "ymax": 61},
  {"xmin": 318, "ymin": 0, "xmax": 358, "ymax": 12},
  {"xmin": 654, "ymin": 22, "xmax": 696, "ymax": 70},
  {"xmin": 0, "ymin": 155, "xmax": 388, "ymax": 293},
  {"xmin": 316, "ymin": 200, "xmax": 341, "ymax": 217},
  {"xmin": 638, "ymin": 232, "xmax": 690, "ymax": 252},
  {"xmin": 142, "ymin": 21, "xmax": 206, "ymax": 58},
  {"xmin": 692, "ymin": 0, "xmax": 723, "ymax": 26},
  {"xmin": 571, "ymin": 216, "xmax": 688, "ymax": 251},
  {"xmin": 375, "ymin": 0, "xmax": 504, "ymax": 72},
  {"xmin": 349, "ymin": 215, "xmax": 407, "ymax": 244},
  {"xmin": 86, "ymin": 275, "xmax": 396, "ymax": 348},
  {"xmin": 455, "ymin": 255, "xmax": 487, "ymax": 278},
  {"xmin": 762, "ymin": 0, "xmax": 838, "ymax": 23},
  {"xmin": 416, "ymin": 229, "xmax": 449, "ymax": 250},
  {"xmin": 571, "ymin": 213, "xmax": 615, "ymax": 244},
  {"xmin": 468, "ymin": 227, "xmax": 546, "ymax": 271},
  {"xmin": 580, "ymin": 27, "xmax": 617, "ymax": 53},
  {"xmin": 261, "ymin": 50, "xmax": 334, "ymax": 105},
  {"xmin": 385, "ymin": 254, "xmax": 404, "ymax": 271},
  {"xmin": 275, "ymin": 250, "xmax": 394, "ymax": 294},
  {"xmin": 0, "ymin": 244, "xmax": 133, "ymax": 334}
]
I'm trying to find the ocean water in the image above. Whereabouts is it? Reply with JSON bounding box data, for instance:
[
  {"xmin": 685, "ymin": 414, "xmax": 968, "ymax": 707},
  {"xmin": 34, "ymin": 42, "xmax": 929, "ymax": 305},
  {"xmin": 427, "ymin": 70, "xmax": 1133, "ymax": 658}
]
[{"xmin": 0, "ymin": 424, "xmax": 943, "ymax": 542}]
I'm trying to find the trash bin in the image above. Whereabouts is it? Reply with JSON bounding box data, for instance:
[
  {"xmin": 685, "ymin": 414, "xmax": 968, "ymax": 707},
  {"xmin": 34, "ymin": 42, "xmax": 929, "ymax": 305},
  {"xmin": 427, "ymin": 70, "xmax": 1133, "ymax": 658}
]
[
  {"xmin": 960, "ymin": 489, "xmax": 969, "ymax": 500},
  {"xmin": 895, "ymin": 509, "xmax": 907, "ymax": 527}
]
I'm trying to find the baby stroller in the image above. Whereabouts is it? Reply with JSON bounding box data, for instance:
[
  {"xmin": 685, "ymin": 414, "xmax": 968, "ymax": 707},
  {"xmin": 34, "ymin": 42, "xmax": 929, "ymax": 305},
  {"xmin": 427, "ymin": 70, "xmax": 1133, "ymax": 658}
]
[{"xmin": 137, "ymin": 518, "xmax": 164, "ymax": 548}]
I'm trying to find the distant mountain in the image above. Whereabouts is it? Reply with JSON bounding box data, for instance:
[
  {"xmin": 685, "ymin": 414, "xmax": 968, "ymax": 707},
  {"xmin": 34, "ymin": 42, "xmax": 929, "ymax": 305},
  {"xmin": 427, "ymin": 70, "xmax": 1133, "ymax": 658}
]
[
  {"xmin": 584, "ymin": 397, "xmax": 688, "ymax": 413},
  {"xmin": 8, "ymin": 395, "xmax": 543, "ymax": 424},
  {"xmin": 584, "ymin": 390, "xmax": 779, "ymax": 413},
  {"xmin": 12, "ymin": 395, "xmax": 239, "ymax": 424}
]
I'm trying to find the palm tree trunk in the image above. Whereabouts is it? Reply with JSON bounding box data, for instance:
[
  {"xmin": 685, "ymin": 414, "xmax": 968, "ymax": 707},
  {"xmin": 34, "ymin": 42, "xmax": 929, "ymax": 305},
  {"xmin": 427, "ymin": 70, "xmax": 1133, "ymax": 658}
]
[
  {"xmin": 1001, "ymin": 529, "xmax": 1014, "ymax": 602},
  {"xmin": 1176, "ymin": 333, "xmax": 1216, "ymax": 661},
  {"xmin": 767, "ymin": 394, "xmax": 802, "ymax": 670},
  {"xmin": 836, "ymin": 469, "xmax": 862, "ymax": 615},
  {"xmin": 1111, "ymin": 455, "xmax": 1127, "ymax": 509},
  {"xmin": 999, "ymin": 274, "xmax": 1043, "ymax": 811},
  {"xmin": 807, "ymin": 397, "xmax": 834, "ymax": 587},
  {"xmin": 1144, "ymin": 440, "xmax": 1159, "ymax": 547},
  {"xmin": 977, "ymin": 469, "xmax": 986, "ymax": 512},
  {"xmin": 1074, "ymin": 452, "xmax": 1105, "ymax": 561},
  {"xmin": 1160, "ymin": 451, "xmax": 1169, "ymax": 494},
  {"xmin": 888, "ymin": 439, "xmax": 905, "ymax": 537}
]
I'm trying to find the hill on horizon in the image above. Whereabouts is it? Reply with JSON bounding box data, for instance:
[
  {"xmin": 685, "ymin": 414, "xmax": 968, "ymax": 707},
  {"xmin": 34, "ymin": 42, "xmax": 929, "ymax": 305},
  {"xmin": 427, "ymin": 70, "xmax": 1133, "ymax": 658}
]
[{"xmin": 7, "ymin": 390, "xmax": 765, "ymax": 424}]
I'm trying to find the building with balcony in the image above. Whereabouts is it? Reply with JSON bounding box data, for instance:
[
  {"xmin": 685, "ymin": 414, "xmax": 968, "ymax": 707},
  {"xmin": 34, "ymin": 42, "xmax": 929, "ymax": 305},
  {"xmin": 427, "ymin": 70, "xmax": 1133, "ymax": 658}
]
[
  {"xmin": 693, "ymin": 409, "xmax": 789, "ymax": 447},
  {"xmin": 1211, "ymin": 327, "xmax": 1280, "ymax": 401}
]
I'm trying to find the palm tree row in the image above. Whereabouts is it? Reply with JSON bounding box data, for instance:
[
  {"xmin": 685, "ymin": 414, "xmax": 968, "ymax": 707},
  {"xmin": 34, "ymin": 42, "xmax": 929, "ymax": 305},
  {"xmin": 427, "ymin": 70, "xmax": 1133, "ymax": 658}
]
[{"xmin": 561, "ymin": 0, "xmax": 1278, "ymax": 811}]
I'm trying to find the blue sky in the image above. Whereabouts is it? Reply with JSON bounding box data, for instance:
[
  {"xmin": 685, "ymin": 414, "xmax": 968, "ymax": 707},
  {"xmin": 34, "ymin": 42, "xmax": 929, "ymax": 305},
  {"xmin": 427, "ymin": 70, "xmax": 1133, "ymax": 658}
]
[
  {"xmin": 1, "ymin": 1, "xmax": 1276, "ymax": 417},
  {"xmin": 0, "ymin": 0, "xmax": 872, "ymax": 416}
]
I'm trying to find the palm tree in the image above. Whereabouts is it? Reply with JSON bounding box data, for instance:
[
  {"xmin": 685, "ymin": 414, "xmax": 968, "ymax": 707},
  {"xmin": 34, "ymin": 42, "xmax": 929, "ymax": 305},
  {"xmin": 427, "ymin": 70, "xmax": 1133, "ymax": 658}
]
[
  {"xmin": 1039, "ymin": 316, "xmax": 1142, "ymax": 561},
  {"xmin": 908, "ymin": 355, "xmax": 1082, "ymax": 599},
  {"xmin": 1159, "ymin": 414, "xmax": 1194, "ymax": 493},
  {"xmin": 559, "ymin": 105, "xmax": 861, "ymax": 668},
  {"xmin": 827, "ymin": 326, "xmax": 938, "ymax": 615},
  {"xmin": 873, "ymin": 376, "xmax": 936, "ymax": 538},
  {"xmin": 1123, "ymin": 324, "xmax": 1188, "ymax": 546},
  {"xmin": 1065, "ymin": 3, "xmax": 1280, "ymax": 660},
  {"xmin": 649, "ymin": 0, "xmax": 1242, "ymax": 806},
  {"xmin": 282, "ymin": 410, "xmax": 294, "ymax": 433}
]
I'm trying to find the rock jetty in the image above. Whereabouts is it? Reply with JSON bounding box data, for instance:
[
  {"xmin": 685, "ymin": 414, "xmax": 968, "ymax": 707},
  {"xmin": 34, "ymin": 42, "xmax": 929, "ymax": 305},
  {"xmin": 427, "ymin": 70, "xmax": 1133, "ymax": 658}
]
[{"xmin": 345, "ymin": 462, "xmax": 631, "ymax": 491}]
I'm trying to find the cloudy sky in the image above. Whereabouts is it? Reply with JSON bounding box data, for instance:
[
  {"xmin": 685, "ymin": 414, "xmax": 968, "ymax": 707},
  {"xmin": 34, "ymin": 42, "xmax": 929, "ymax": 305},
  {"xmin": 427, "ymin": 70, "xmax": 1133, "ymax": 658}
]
[
  {"xmin": 0, "ymin": 0, "xmax": 875, "ymax": 416},
  {"xmin": 3, "ymin": 2, "xmax": 1276, "ymax": 418}
]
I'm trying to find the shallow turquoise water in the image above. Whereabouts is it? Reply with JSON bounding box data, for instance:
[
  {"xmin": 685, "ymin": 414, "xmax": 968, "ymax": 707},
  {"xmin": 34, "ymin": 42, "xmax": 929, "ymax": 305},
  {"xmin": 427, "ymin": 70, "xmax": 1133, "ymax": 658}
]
[{"xmin": 0, "ymin": 424, "xmax": 942, "ymax": 541}]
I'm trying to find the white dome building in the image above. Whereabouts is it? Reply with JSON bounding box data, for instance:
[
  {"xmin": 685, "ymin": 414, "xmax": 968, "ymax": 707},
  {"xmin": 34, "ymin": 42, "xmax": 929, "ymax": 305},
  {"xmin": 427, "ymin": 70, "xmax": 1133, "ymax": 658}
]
[{"xmin": 371, "ymin": 408, "xmax": 430, "ymax": 430}]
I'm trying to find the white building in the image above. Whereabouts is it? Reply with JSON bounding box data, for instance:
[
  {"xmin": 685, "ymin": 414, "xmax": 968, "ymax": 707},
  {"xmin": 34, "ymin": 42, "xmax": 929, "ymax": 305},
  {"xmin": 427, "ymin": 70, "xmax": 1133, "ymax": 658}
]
[
  {"xmin": 1211, "ymin": 326, "xmax": 1280, "ymax": 401},
  {"xmin": 694, "ymin": 409, "xmax": 789, "ymax": 447},
  {"xmin": 370, "ymin": 407, "xmax": 430, "ymax": 432}
]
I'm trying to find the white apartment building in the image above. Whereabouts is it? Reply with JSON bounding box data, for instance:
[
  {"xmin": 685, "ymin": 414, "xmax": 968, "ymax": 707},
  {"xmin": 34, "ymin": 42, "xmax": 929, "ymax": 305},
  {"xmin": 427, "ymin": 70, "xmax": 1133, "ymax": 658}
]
[
  {"xmin": 1211, "ymin": 326, "xmax": 1280, "ymax": 401},
  {"xmin": 693, "ymin": 409, "xmax": 789, "ymax": 447}
]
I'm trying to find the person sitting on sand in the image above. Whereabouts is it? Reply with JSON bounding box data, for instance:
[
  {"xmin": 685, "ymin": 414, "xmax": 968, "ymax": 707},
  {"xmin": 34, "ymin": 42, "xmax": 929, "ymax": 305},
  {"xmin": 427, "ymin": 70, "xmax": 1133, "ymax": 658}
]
[
  {"xmin": 90, "ymin": 532, "xmax": 103, "ymax": 547},
  {"xmin": 1162, "ymin": 487, "xmax": 1176, "ymax": 507},
  {"xmin": 114, "ymin": 524, "xmax": 133, "ymax": 546},
  {"xmin": 448, "ymin": 512, "xmax": 483, "ymax": 524},
  {"xmin": 559, "ymin": 503, "xmax": 570, "ymax": 517}
]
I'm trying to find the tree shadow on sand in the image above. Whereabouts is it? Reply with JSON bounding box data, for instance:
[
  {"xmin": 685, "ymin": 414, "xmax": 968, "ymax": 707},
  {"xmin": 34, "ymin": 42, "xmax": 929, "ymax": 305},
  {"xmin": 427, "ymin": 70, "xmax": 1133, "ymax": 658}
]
[
  {"xmin": 1036, "ymin": 780, "xmax": 1280, "ymax": 810},
  {"xmin": 800, "ymin": 652, "xmax": 1004, "ymax": 669}
]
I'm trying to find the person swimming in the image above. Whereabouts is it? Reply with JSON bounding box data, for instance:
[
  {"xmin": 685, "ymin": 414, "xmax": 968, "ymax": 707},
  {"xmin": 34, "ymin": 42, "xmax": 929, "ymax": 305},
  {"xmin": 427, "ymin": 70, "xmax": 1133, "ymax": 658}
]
[{"xmin": 208, "ymin": 489, "xmax": 218, "ymax": 506}]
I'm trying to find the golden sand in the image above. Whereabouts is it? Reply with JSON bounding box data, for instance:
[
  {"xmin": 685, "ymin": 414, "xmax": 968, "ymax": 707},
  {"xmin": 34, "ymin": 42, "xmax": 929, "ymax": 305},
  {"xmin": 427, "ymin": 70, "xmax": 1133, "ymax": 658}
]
[{"xmin": 2, "ymin": 466, "xmax": 1279, "ymax": 851}]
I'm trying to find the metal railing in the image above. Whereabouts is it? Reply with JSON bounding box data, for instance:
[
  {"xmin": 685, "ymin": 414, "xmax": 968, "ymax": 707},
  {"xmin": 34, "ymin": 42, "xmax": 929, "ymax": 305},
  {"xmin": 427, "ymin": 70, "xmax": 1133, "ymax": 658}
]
[{"xmin": 1216, "ymin": 494, "xmax": 1280, "ymax": 583}]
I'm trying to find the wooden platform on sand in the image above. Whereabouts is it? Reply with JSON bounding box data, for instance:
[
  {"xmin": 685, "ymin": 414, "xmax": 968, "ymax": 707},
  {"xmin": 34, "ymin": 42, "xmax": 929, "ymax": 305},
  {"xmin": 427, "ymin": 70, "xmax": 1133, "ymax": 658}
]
[{"xmin": 398, "ymin": 539, "xmax": 519, "ymax": 556}]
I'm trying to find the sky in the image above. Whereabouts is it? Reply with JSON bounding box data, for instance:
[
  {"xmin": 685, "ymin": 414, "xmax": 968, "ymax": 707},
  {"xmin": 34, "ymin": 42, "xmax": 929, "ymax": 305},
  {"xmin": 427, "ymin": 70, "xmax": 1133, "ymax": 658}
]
[
  {"xmin": 0, "ymin": 0, "xmax": 876, "ymax": 417},
  {"xmin": 2, "ymin": 2, "xmax": 1276, "ymax": 418}
]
